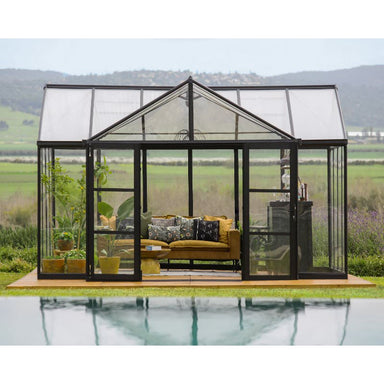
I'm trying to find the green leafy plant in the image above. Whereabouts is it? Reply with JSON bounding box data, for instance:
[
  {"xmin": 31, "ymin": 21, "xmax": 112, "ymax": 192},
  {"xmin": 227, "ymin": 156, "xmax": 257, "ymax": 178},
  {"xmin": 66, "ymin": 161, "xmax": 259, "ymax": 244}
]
[
  {"xmin": 98, "ymin": 196, "xmax": 134, "ymax": 220},
  {"xmin": 56, "ymin": 231, "xmax": 74, "ymax": 241},
  {"xmin": 64, "ymin": 249, "xmax": 86, "ymax": 260},
  {"xmin": 40, "ymin": 157, "xmax": 111, "ymax": 252}
]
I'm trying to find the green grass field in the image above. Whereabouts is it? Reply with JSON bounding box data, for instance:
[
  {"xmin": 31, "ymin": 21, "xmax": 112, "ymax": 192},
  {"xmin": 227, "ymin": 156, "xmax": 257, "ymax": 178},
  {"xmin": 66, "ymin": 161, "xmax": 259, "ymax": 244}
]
[{"xmin": 0, "ymin": 161, "xmax": 383, "ymax": 200}]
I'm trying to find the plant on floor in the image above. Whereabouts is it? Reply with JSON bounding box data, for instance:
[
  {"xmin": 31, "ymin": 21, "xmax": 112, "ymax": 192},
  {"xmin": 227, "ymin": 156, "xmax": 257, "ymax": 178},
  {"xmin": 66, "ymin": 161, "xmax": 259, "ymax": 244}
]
[{"xmin": 64, "ymin": 249, "xmax": 86, "ymax": 274}]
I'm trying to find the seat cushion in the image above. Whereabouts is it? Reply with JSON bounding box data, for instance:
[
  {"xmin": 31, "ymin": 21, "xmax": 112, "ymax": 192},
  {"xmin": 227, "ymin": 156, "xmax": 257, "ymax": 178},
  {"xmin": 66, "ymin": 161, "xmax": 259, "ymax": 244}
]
[
  {"xmin": 114, "ymin": 239, "xmax": 170, "ymax": 248},
  {"xmin": 169, "ymin": 240, "xmax": 229, "ymax": 249}
]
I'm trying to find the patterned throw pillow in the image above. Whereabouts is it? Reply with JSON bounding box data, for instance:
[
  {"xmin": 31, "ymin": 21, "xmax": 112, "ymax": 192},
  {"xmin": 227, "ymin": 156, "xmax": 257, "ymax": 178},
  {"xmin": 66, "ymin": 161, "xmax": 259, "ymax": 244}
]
[
  {"xmin": 148, "ymin": 225, "xmax": 180, "ymax": 243},
  {"xmin": 195, "ymin": 219, "xmax": 219, "ymax": 242},
  {"xmin": 151, "ymin": 217, "xmax": 176, "ymax": 227},
  {"xmin": 204, "ymin": 215, "xmax": 233, "ymax": 244},
  {"xmin": 175, "ymin": 216, "xmax": 200, "ymax": 240}
]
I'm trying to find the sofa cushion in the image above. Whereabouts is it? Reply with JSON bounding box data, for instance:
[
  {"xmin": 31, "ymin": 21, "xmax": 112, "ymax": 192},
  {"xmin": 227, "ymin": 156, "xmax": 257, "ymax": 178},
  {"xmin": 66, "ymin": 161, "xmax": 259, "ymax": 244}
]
[
  {"xmin": 151, "ymin": 217, "xmax": 176, "ymax": 227},
  {"xmin": 195, "ymin": 219, "xmax": 219, "ymax": 242},
  {"xmin": 169, "ymin": 240, "xmax": 229, "ymax": 249},
  {"xmin": 204, "ymin": 215, "xmax": 233, "ymax": 244},
  {"xmin": 148, "ymin": 224, "xmax": 180, "ymax": 243},
  {"xmin": 175, "ymin": 215, "xmax": 201, "ymax": 240}
]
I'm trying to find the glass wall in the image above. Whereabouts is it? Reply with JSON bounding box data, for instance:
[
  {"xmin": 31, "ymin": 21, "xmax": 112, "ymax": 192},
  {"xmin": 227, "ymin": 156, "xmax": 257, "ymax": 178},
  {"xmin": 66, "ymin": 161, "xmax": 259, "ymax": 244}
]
[
  {"xmin": 298, "ymin": 147, "xmax": 346, "ymax": 275},
  {"xmin": 39, "ymin": 147, "xmax": 87, "ymax": 276}
]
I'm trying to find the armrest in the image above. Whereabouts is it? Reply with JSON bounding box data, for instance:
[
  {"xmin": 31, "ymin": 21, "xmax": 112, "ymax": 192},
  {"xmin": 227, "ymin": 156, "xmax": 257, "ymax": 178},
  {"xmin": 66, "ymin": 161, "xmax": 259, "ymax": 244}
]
[{"xmin": 228, "ymin": 229, "xmax": 240, "ymax": 260}]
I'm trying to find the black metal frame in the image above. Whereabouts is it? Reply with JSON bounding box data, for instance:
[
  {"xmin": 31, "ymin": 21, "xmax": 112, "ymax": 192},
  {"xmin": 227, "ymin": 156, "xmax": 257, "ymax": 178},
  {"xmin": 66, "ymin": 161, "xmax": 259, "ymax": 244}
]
[{"xmin": 37, "ymin": 79, "xmax": 348, "ymax": 281}]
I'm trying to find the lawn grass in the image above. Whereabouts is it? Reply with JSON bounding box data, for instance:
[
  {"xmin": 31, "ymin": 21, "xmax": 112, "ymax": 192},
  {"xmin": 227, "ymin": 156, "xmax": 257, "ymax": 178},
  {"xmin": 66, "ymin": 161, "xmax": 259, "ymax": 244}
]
[{"xmin": 1, "ymin": 273, "xmax": 383, "ymax": 298}]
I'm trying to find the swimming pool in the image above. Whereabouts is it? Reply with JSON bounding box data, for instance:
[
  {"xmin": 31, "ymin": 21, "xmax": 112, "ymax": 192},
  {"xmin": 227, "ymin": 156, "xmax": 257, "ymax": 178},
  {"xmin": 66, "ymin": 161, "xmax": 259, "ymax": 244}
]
[{"xmin": 0, "ymin": 297, "xmax": 383, "ymax": 345}]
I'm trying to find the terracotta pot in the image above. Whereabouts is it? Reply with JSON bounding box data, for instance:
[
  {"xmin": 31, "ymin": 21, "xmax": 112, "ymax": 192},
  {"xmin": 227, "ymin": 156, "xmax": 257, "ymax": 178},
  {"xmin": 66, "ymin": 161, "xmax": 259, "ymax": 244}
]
[
  {"xmin": 67, "ymin": 259, "xmax": 86, "ymax": 274},
  {"xmin": 42, "ymin": 259, "xmax": 65, "ymax": 274},
  {"xmin": 99, "ymin": 256, "xmax": 120, "ymax": 274},
  {"xmin": 57, "ymin": 239, "xmax": 74, "ymax": 251}
]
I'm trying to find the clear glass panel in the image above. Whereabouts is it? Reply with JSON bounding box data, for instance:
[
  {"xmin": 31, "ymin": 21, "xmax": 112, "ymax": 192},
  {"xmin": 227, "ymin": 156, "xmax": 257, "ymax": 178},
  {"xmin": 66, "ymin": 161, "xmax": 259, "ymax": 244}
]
[
  {"xmin": 249, "ymin": 193, "xmax": 290, "ymax": 233},
  {"xmin": 146, "ymin": 150, "xmax": 188, "ymax": 216},
  {"xmin": 94, "ymin": 233, "xmax": 134, "ymax": 275},
  {"xmin": 289, "ymin": 89, "xmax": 345, "ymax": 140},
  {"xmin": 92, "ymin": 89, "xmax": 141, "ymax": 137},
  {"xmin": 249, "ymin": 235, "xmax": 290, "ymax": 276},
  {"xmin": 193, "ymin": 84, "xmax": 287, "ymax": 141},
  {"xmin": 99, "ymin": 85, "xmax": 189, "ymax": 141},
  {"xmin": 193, "ymin": 149, "xmax": 235, "ymax": 219},
  {"xmin": 40, "ymin": 148, "xmax": 87, "ymax": 275},
  {"xmin": 40, "ymin": 88, "xmax": 92, "ymax": 141},
  {"xmin": 94, "ymin": 191, "xmax": 134, "ymax": 230},
  {"xmin": 330, "ymin": 147, "xmax": 346, "ymax": 273},
  {"xmin": 297, "ymin": 148, "xmax": 347, "ymax": 274},
  {"xmin": 298, "ymin": 149, "xmax": 327, "ymax": 272},
  {"xmin": 93, "ymin": 149, "xmax": 134, "ymax": 189},
  {"xmin": 249, "ymin": 149, "xmax": 290, "ymax": 189}
]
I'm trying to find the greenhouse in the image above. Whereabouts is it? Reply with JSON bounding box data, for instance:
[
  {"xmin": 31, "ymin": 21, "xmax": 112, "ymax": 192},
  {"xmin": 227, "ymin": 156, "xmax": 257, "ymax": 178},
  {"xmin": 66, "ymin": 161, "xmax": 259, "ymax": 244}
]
[{"xmin": 37, "ymin": 77, "xmax": 347, "ymax": 281}]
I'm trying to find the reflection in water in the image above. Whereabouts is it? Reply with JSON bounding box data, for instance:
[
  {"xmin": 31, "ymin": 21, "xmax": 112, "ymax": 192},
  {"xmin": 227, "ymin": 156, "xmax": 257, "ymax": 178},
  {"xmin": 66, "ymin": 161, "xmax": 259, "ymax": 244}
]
[{"xmin": 32, "ymin": 297, "xmax": 357, "ymax": 345}]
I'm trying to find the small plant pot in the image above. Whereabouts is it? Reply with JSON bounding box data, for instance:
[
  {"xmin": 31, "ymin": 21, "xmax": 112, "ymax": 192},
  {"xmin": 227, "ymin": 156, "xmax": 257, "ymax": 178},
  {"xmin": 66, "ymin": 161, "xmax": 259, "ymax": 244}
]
[
  {"xmin": 57, "ymin": 240, "xmax": 74, "ymax": 251},
  {"xmin": 99, "ymin": 256, "xmax": 120, "ymax": 274},
  {"xmin": 66, "ymin": 259, "xmax": 86, "ymax": 274},
  {"xmin": 42, "ymin": 259, "xmax": 65, "ymax": 274}
]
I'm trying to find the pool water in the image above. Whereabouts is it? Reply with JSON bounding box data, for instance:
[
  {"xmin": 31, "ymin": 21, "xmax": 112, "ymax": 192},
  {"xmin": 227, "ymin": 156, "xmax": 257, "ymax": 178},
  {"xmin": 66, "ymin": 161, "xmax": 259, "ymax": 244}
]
[{"xmin": 0, "ymin": 297, "xmax": 383, "ymax": 345}]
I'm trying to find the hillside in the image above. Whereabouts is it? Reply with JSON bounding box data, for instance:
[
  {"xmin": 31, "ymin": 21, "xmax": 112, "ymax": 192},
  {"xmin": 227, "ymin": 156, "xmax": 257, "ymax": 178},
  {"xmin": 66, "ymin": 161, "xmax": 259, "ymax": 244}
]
[{"xmin": 0, "ymin": 65, "xmax": 383, "ymax": 129}]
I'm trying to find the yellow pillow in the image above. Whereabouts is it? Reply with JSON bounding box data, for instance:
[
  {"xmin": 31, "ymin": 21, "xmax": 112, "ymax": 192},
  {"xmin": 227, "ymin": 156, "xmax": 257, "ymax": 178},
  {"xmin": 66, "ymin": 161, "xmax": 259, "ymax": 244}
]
[
  {"xmin": 204, "ymin": 215, "xmax": 233, "ymax": 244},
  {"xmin": 99, "ymin": 215, "xmax": 116, "ymax": 230}
]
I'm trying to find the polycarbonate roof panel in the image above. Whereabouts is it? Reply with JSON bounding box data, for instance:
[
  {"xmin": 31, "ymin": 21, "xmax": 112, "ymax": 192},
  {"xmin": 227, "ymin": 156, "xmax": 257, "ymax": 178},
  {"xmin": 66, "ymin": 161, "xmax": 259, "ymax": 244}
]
[
  {"xmin": 240, "ymin": 90, "xmax": 292, "ymax": 136},
  {"xmin": 288, "ymin": 89, "xmax": 346, "ymax": 140},
  {"xmin": 92, "ymin": 89, "xmax": 141, "ymax": 137},
  {"xmin": 39, "ymin": 88, "xmax": 92, "ymax": 141},
  {"xmin": 39, "ymin": 84, "xmax": 346, "ymax": 142}
]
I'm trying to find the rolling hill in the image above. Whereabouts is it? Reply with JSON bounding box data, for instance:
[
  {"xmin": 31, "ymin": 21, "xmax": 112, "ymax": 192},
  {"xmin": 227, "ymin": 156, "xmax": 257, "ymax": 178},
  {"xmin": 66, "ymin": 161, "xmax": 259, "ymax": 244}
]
[{"xmin": 0, "ymin": 65, "xmax": 383, "ymax": 154}]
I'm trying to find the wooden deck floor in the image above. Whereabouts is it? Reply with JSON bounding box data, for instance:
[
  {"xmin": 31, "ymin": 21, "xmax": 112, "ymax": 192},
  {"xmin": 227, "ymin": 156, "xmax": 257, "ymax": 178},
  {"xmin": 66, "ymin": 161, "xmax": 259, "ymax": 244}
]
[{"xmin": 6, "ymin": 269, "xmax": 375, "ymax": 289}]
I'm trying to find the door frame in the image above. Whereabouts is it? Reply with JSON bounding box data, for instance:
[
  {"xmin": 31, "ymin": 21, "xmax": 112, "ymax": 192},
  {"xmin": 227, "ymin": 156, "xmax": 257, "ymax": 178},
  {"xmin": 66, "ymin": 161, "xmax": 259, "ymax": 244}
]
[
  {"xmin": 86, "ymin": 143, "xmax": 142, "ymax": 281},
  {"xmin": 241, "ymin": 142, "xmax": 298, "ymax": 280}
]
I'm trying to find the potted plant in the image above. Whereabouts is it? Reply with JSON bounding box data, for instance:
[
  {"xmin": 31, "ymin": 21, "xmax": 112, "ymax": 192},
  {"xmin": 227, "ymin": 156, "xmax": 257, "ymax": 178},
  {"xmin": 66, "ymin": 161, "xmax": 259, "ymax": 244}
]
[
  {"xmin": 42, "ymin": 254, "xmax": 65, "ymax": 274},
  {"xmin": 56, "ymin": 231, "xmax": 74, "ymax": 251},
  {"xmin": 99, "ymin": 234, "xmax": 121, "ymax": 274},
  {"xmin": 64, "ymin": 249, "xmax": 86, "ymax": 274},
  {"xmin": 97, "ymin": 196, "xmax": 134, "ymax": 274}
]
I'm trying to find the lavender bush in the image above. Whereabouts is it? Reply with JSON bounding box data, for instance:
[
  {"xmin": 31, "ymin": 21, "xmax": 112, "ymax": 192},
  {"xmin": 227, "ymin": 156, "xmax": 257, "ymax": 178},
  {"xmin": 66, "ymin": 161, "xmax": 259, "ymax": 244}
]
[{"xmin": 348, "ymin": 209, "xmax": 384, "ymax": 257}]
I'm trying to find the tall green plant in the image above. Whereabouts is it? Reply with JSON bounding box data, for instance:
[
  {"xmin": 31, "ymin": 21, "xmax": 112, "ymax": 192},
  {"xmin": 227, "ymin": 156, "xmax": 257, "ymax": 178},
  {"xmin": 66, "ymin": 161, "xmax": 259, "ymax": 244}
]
[{"xmin": 41, "ymin": 157, "xmax": 111, "ymax": 250}]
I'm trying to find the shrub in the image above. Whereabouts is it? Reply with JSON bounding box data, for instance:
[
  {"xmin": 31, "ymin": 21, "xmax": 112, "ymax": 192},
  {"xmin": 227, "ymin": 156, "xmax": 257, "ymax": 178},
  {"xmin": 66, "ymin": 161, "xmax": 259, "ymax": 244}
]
[
  {"xmin": 348, "ymin": 209, "xmax": 384, "ymax": 257},
  {"xmin": 0, "ymin": 226, "xmax": 37, "ymax": 248},
  {"xmin": 0, "ymin": 246, "xmax": 36, "ymax": 273},
  {"xmin": 348, "ymin": 256, "xmax": 384, "ymax": 277}
]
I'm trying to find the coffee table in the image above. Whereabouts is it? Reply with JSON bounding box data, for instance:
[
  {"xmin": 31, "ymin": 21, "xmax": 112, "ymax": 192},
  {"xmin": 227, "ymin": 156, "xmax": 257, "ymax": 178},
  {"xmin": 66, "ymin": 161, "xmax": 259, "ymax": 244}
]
[{"xmin": 140, "ymin": 249, "xmax": 170, "ymax": 274}]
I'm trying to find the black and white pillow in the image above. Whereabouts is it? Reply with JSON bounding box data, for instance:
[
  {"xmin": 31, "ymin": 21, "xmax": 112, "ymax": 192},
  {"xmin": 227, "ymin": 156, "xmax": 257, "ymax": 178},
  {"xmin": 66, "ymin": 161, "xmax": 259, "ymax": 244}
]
[
  {"xmin": 195, "ymin": 219, "xmax": 219, "ymax": 242},
  {"xmin": 175, "ymin": 216, "xmax": 200, "ymax": 240},
  {"xmin": 148, "ymin": 225, "xmax": 180, "ymax": 243}
]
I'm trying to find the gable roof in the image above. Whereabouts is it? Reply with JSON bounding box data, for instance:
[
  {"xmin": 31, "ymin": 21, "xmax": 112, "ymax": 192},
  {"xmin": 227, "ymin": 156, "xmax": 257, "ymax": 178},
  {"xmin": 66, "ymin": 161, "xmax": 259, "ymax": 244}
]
[{"xmin": 39, "ymin": 79, "xmax": 346, "ymax": 142}]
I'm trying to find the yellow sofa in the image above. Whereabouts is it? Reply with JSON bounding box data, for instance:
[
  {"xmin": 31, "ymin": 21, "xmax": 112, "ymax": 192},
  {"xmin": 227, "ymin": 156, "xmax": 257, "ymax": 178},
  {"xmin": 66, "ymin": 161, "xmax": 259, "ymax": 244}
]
[{"xmin": 96, "ymin": 215, "xmax": 241, "ymax": 264}]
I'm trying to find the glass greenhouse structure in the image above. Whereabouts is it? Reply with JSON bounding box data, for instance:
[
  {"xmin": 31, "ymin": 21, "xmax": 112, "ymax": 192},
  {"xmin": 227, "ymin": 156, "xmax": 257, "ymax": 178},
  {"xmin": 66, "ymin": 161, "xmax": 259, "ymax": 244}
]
[{"xmin": 37, "ymin": 77, "xmax": 347, "ymax": 281}]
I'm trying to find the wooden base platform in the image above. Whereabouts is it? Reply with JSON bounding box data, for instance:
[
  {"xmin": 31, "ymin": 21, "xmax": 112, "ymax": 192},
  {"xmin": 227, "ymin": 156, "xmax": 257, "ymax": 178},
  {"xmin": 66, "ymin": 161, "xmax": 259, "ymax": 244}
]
[{"xmin": 6, "ymin": 269, "xmax": 375, "ymax": 289}]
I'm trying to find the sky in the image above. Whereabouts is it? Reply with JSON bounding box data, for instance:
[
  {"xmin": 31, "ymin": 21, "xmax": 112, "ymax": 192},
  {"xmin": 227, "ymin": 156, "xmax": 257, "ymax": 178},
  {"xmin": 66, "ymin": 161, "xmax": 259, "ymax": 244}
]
[{"xmin": 0, "ymin": 39, "xmax": 383, "ymax": 77}]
